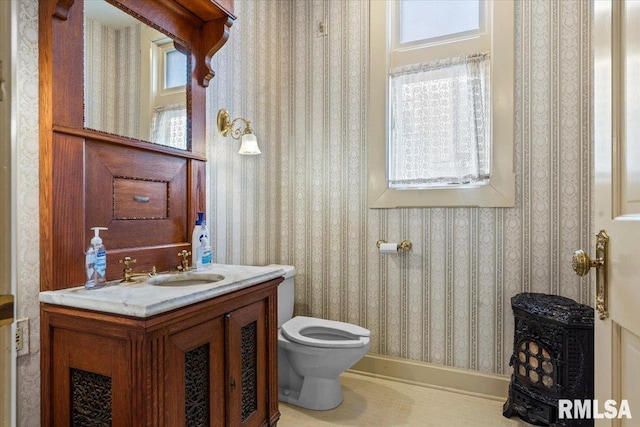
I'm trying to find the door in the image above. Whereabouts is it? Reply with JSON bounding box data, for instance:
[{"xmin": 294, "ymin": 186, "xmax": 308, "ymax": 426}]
[
  {"xmin": 589, "ymin": 0, "xmax": 640, "ymax": 424},
  {"xmin": 0, "ymin": 0, "xmax": 15, "ymax": 425},
  {"xmin": 165, "ymin": 317, "xmax": 226, "ymax": 427},
  {"xmin": 226, "ymin": 300, "xmax": 267, "ymax": 427},
  {"xmin": 47, "ymin": 327, "xmax": 132, "ymax": 427}
]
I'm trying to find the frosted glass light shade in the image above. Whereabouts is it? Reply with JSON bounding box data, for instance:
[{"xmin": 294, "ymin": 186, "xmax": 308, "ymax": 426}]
[{"xmin": 238, "ymin": 133, "xmax": 261, "ymax": 155}]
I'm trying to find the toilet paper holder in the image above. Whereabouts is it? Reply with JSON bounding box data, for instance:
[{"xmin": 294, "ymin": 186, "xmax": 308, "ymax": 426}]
[{"xmin": 376, "ymin": 240, "xmax": 412, "ymax": 252}]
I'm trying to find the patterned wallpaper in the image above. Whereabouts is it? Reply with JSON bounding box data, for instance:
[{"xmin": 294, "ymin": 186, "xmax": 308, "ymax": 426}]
[
  {"xmin": 13, "ymin": 0, "xmax": 592, "ymax": 424},
  {"xmin": 208, "ymin": 0, "xmax": 593, "ymax": 376},
  {"xmin": 16, "ymin": 1, "xmax": 41, "ymax": 425}
]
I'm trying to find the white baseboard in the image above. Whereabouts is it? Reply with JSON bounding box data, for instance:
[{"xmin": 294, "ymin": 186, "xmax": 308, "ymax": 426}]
[{"xmin": 349, "ymin": 354, "xmax": 511, "ymax": 402}]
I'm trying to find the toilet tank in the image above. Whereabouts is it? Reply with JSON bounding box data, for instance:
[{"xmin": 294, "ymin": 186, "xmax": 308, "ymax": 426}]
[{"xmin": 267, "ymin": 264, "xmax": 296, "ymax": 327}]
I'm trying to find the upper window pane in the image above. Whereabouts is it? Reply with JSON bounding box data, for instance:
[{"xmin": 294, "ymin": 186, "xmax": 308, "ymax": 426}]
[
  {"xmin": 165, "ymin": 49, "xmax": 187, "ymax": 89},
  {"xmin": 399, "ymin": 0, "xmax": 481, "ymax": 44}
]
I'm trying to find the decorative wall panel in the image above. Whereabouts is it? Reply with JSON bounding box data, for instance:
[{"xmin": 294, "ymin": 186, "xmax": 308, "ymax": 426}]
[
  {"xmin": 71, "ymin": 369, "xmax": 112, "ymax": 427},
  {"xmin": 185, "ymin": 344, "xmax": 210, "ymax": 426},
  {"xmin": 241, "ymin": 321, "xmax": 258, "ymax": 422}
]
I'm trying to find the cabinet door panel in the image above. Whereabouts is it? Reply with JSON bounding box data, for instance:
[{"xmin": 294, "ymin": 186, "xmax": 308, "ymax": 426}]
[
  {"xmin": 165, "ymin": 317, "xmax": 225, "ymax": 427},
  {"xmin": 50, "ymin": 328, "xmax": 132, "ymax": 427},
  {"xmin": 226, "ymin": 300, "xmax": 268, "ymax": 427}
]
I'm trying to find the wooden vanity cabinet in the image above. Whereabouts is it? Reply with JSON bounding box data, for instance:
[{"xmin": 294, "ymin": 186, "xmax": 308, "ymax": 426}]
[{"xmin": 40, "ymin": 278, "xmax": 281, "ymax": 427}]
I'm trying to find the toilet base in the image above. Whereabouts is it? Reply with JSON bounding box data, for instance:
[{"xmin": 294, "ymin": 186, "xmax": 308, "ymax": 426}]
[{"xmin": 279, "ymin": 376, "xmax": 343, "ymax": 411}]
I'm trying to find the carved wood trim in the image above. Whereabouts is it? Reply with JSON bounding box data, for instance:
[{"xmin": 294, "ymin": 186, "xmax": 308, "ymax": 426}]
[
  {"xmin": 71, "ymin": 369, "xmax": 112, "ymax": 425},
  {"xmin": 197, "ymin": 16, "xmax": 234, "ymax": 87},
  {"xmin": 112, "ymin": 0, "xmax": 235, "ymax": 89},
  {"xmin": 185, "ymin": 344, "xmax": 211, "ymax": 424},
  {"xmin": 53, "ymin": 125, "xmax": 207, "ymax": 161},
  {"xmin": 267, "ymin": 291, "xmax": 281, "ymax": 423},
  {"xmin": 53, "ymin": 0, "xmax": 75, "ymax": 20}
]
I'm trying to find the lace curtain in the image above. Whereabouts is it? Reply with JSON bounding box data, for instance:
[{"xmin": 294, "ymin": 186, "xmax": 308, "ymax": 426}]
[
  {"xmin": 389, "ymin": 52, "xmax": 491, "ymax": 188},
  {"xmin": 151, "ymin": 103, "xmax": 187, "ymax": 150}
]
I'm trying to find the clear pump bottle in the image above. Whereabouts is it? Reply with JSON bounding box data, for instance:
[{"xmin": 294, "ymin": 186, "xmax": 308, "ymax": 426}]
[{"xmin": 86, "ymin": 227, "xmax": 108, "ymax": 289}]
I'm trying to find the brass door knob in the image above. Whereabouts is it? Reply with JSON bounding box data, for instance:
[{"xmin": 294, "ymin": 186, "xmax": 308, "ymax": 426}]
[
  {"xmin": 572, "ymin": 230, "xmax": 609, "ymax": 320},
  {"xmin": 571, "ymin": 250, "xmax": 603, "ymax": 277}
]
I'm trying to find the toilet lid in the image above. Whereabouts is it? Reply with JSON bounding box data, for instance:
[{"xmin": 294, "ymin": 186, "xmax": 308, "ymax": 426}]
[{"xmin": 281, "ymin": 316, "xmax": 370, "ymax": 348}]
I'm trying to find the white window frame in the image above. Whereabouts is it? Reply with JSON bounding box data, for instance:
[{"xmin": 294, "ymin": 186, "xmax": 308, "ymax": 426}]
[
  {"xmin": 368, "ymin": 0, "xmax": 515, "ymax": 208},
  {"xmin": 155, "ymin": 39, "xmax": 187, "ymax": 99}
]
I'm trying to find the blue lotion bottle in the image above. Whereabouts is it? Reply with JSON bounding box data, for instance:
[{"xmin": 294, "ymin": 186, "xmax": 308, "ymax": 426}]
[
  {"xmin": 192, "ymin": 212, "xmax": 205, "ymax": 269},
  {"xmin": 191, "ymin": 212, "xmax": 213, "ymax": 270}
]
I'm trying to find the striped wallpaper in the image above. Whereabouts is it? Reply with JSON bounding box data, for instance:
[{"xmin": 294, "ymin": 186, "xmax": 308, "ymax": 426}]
[
  {"xmin": 208, "ymin": 0, "xmax": 593, "ymax": 375},
  {"xmin": 12, "ymin": 0, "xmax": 594, "ymax": 423}
]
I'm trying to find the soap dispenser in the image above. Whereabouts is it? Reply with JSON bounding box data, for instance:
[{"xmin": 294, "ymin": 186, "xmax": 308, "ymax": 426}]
[
  {"xmin": 191, "ymin": 212, "xmax": 213, "ymax": 270},
  {"xmin": 200, "ymin": 233, "xmax": 213, "ymax": 270},
  {"xmin": 192, "ymin": 212, "xmax": 205, "ymax": 269},
  {"xmin": 86, "ymin": 227, "xmax": 108, "ymax": 290}
]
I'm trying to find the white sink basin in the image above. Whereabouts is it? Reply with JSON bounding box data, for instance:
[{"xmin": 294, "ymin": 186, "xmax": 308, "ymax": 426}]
[{"xmin": 146, "ymin": 273, "xmax": 225, "ymax": 287}]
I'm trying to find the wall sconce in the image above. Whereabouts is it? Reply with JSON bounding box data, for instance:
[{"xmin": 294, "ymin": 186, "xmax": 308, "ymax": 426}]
[{"xmin": 216, "ymin": 109, "xmax": 261, "ymax": 155}]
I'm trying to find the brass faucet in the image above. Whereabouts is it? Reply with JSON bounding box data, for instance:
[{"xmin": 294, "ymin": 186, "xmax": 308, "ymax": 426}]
[
  {"xmin": 177, "ymin": 250, "xmax": 191, "ymax": 271},
  {"xmin": 118, "ymin": 257, "xmax": 157, "ymax": 282}
]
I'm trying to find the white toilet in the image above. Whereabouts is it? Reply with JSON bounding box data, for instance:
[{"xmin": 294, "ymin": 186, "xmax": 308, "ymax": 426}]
[{"xmin": 270, "ymin": 264, "xmax": 371, "ymax": 411}]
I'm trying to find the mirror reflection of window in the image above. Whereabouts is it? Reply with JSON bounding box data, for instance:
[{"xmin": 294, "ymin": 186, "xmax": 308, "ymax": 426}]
[
  {"xmin": 83, "ymin": 0, "xmax": 189, "ymax": 150},
  {"xmin": 150, "ymin": 41, "xmax": 187, "ymax": 150},
  {"xmin": 151, "ymin": 104, "xmax": 186, "ymax": 149},
  {"xmin": 164, "ymin": 49, "xmax": 187, "ymax": 89}
]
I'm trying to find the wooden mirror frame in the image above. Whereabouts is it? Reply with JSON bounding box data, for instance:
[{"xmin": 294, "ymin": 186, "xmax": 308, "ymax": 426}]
[{"xmin": 39, "ymin": 0, "xmax": 235, "ymax": 291}]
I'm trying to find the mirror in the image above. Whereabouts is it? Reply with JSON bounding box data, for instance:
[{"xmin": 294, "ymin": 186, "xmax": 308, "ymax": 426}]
[{"xmin": 84, "ymin": 0, "xmax": 189, "ymax": 150}]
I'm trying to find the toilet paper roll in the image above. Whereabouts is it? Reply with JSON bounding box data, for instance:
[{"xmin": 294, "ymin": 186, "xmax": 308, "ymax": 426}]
[{"xmin": 379, "ymin": 242, "xmax": 399, "ymax": 254}]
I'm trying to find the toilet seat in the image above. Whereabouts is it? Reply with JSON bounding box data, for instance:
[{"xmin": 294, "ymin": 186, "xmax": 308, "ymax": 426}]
[{"xmin": 281, "ymin": 316, "xmax": 370, "ymax": 348}]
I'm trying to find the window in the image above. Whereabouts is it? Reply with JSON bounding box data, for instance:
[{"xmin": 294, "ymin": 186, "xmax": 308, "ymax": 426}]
[
  {"xmin": 155, "ymin": 40, "xmax": 187, "ymax": 95},
  {"xmin": 399, "ymin": 0, "xmax": 481, "ymax": 43},
  {"xmin": 151, "ymin": 103, "xmax": 186, "ymax": 149},
  {"xmin": 150, "ymin": 39, "xmax": 187, "ymax": 149},
  {"xmin": 389, "ymin": 53, "xmax": 490, "ymax": 188},
  {"xmin": 163, "ymin": 47, "xmax": 187, "ymax": 90},
  {"xmin": 368, "ymin": 0, "xmax": 515, "ymax": 208}
]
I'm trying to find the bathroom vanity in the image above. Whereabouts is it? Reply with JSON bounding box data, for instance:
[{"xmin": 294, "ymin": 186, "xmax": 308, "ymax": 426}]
[
  {"xmin": 39, "ymin": 265, "xmax": 283, "ymax": 426},
  {"xmin": 37, "ymin": 0, "xmax": 278, "ymax": 424}
]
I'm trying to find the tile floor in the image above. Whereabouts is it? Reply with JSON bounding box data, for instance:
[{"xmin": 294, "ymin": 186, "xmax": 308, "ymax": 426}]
[{"xmin": 278, "ymin": 372, "xmax": 530, "ymax": 427}]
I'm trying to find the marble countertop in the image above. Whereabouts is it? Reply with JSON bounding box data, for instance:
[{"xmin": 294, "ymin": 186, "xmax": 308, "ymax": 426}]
[{"xmin": 38, "ymin": 264, "xmax": 285, "ymax": 318}]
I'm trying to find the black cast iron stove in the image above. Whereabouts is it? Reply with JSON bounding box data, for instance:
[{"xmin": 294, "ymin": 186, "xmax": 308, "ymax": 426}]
[{"xmin": 503, "ymin": 293, "xmax": 594, "ymax": 426}]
